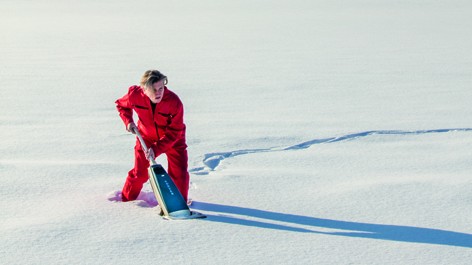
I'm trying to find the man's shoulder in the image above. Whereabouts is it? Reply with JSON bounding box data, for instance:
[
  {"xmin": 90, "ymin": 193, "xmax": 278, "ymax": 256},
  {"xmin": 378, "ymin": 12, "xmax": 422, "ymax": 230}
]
[
  {"xmin": 164, "ymin": 87, "xmax": 182, "ymax": 104},
  {"xmin": 127, "ymin": 85, "xmax": 146, "ymax": 99},
  {"xmin": 128, "ymin": 85, "xmax": 142, "ymax": 94}
]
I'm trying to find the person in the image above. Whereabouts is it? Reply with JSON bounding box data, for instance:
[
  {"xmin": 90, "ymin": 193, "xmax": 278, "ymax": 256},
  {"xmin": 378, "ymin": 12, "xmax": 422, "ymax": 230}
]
[{"xmin": 115, "ymin": 69, "xmax": 190, "ymax": 203}]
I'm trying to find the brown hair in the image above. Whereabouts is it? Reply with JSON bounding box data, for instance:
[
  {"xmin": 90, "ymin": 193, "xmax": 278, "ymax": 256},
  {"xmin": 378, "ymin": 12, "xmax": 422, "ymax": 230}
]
[{"xmin": 140, "ymin": 70, "xmax": 168, "ymax": 88}]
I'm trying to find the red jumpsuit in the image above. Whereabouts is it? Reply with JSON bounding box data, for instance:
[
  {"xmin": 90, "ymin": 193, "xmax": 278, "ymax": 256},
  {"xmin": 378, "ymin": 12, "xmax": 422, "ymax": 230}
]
[{"xmin": 115, "ymin": 85, "xmax": 189, "ymax": 202}]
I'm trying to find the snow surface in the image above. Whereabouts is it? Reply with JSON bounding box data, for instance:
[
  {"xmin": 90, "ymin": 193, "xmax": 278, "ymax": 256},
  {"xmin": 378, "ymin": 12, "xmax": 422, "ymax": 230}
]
[{"xmin": 1, "ymin": 0, "xmax": 472, "ymax": 264}]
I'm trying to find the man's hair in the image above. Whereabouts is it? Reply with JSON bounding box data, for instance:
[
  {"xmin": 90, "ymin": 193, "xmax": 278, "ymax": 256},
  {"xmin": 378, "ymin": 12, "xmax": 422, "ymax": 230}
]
[{"xmin": 140, "ymin": 70, "xmax": 168, "ymax": 88}]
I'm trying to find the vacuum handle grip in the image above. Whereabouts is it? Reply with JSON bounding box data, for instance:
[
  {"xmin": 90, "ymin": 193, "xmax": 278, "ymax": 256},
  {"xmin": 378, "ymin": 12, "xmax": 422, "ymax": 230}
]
[{"xmin": 132, "ymin": 127, "xmax": 157, "ymax": 164}]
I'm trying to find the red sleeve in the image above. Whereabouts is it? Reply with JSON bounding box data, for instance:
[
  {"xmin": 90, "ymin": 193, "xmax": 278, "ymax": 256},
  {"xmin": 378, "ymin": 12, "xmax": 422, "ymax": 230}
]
[{"xmin": 115, "ymin": 89, "xmax": 134, "ymax": 128}]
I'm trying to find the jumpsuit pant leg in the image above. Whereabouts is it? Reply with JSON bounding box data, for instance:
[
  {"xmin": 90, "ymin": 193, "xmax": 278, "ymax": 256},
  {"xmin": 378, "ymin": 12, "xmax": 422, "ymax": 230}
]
[
  {"xmin": 165, "ymin": 145, "xmax": 190, "ymax": 202},
  {"xmin": 121, "ymin": 140, "xmax": 150, "ymax": 201}
]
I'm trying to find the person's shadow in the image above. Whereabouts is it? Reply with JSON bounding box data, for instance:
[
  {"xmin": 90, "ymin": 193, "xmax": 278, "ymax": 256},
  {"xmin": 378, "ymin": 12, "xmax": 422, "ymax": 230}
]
[{"xmin": 192, "ymin": 201, "xmax": 472, "ymax": 248}]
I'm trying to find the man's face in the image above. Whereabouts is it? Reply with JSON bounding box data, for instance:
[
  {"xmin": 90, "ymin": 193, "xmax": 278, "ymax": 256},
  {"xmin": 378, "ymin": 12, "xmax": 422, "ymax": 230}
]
[{"xmin": 144, "ymin": 80, "xmax": 166, "ymax": 103}]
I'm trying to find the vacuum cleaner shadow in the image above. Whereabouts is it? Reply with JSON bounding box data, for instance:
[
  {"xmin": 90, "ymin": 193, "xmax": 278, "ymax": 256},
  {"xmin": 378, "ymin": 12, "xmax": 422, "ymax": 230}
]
[{"xmin": 192, "ymin": 201, "xmax": 472, "ymax": 248}]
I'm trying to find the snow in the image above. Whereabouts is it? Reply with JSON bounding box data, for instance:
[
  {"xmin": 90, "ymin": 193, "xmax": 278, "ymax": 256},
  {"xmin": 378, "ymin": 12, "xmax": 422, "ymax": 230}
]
[{"xmin": 1, "ymin": 0, "xmax": 471, "ymax": 264}]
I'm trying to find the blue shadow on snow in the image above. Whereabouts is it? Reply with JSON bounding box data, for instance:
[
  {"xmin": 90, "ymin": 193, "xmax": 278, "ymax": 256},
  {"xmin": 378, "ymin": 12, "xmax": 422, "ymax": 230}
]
[{"xmin": 192, "ymin": 201, "xmax": 472, "ymax": 248}]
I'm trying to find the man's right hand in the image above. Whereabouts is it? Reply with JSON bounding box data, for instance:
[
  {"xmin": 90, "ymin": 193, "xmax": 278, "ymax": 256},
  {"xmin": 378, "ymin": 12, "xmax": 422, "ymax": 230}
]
[{"xmin": 127, "ymin": 122, "xmax": 138, "ymax": 134}]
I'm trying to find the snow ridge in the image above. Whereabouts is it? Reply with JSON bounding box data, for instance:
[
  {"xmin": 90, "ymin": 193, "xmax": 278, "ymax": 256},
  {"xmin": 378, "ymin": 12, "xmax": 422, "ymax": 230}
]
[{"xmin": 190, "ymin": 128, "xmax": 472, "ymax": 175}]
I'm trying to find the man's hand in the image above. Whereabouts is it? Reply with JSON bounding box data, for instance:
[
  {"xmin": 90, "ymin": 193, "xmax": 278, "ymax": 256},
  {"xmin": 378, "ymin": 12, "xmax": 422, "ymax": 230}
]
[
  {"xmin": 144, "ymin": 148, "xmax": 155, "ymax": 161},
  {"xmin": 127, "ymin": 122, "xmax": 137, "ymax": 134}
]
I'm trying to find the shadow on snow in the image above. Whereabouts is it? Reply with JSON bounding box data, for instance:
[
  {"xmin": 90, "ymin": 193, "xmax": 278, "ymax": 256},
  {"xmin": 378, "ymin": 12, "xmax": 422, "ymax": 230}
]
[
  {"xmin": 188, "ymin": 128, "xmax": 472, "ymax": 248},
  {"xmin": 192, "ymin": 201, "xmax": 472, "ymax": 248}
]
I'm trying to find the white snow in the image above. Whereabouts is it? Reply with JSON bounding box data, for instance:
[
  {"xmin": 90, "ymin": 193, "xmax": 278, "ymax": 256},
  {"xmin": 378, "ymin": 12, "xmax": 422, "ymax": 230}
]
[{"xmin": 1, "ymin": 0, "xmax": 471, "ymax": 264}]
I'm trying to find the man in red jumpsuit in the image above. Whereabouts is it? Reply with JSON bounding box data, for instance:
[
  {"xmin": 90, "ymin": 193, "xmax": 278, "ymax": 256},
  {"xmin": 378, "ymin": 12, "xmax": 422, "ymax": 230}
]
[{"xmin": 115, "ymin": 70, "xmax": 190, "ymax": 202}]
